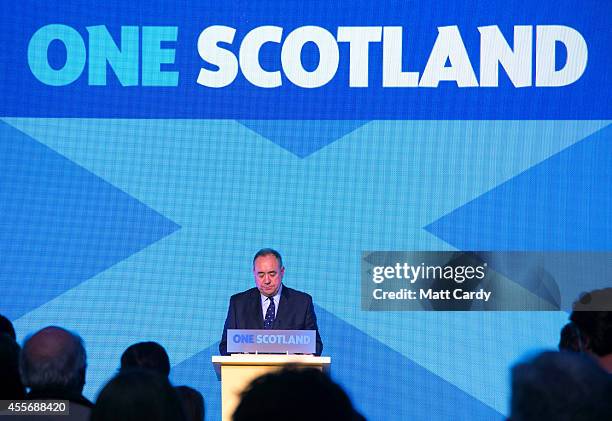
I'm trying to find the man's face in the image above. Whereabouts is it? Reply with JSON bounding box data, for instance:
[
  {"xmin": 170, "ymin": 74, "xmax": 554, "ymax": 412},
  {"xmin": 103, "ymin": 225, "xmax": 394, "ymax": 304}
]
[{"xmin": 254, "ymin": 254, "xmax": 284, "ymax": 297}]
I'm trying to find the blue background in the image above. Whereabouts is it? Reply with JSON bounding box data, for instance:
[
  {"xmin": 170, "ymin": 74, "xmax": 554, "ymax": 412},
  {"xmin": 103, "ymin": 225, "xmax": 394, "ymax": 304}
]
[{"xmin": 1, "ymin": 1, "xmax": 611, "ymax": 420}]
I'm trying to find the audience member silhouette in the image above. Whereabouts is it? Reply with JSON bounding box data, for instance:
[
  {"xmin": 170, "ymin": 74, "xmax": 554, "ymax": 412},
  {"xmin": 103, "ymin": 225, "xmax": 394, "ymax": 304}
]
[
  {"xmin": 120, "ymin": 341, "xmax": 171, "ymax": 377},
  {"xmin": 91, "ymin": 369, "xmax": 185, "ymax": 421},
  {"xmin": 19, "ymin": 326, "xmax": 92, "ymax": 420},
  {"xmin": 118, "ymin": 341, "xmax": 206, "ymax": 421},
  {"xmin": 509, "ymin": 351, "xmax": 612, "ymax": 421},
  {"xmin": 176, "ymin": 385, "xmax": 205, "ymax": 421},
  {"xmin": 233, "ymin": 367, "xmax": 362, "ymax": 421},
  {"xmin": 0, "ymin": 334, "xmax": 25, "ymax": 399},
  {"xmin": 569, "ymin": 288, "xmax": 612, "ymax": 372},
  {"xmin": 0, "ymin": 314, "xmax": 16, "ymax": 340}
]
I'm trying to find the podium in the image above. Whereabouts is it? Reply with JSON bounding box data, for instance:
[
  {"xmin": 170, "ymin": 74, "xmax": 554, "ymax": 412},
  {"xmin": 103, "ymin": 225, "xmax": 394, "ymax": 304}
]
[{"xmin": 212, "ymin": 354, "xmax": 331, "ymax": 421}]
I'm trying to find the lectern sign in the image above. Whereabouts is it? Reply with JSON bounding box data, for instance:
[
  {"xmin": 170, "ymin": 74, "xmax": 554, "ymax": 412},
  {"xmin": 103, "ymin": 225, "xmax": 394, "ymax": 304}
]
[{"xmin": 227, "ymin": 329, "xmax": 316, "ymax": 354}]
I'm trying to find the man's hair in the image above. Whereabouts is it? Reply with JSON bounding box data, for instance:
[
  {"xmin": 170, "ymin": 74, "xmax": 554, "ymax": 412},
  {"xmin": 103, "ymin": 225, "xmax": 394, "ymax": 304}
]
[
  {"xmin": 252, "ymin": 248, "xmax": 283, "ymax": 268},
  {"xmin": 0, "ymin": 314, "xmax": 16, "ymax": 340},
  {"xmin": 509, "ymin": 351, "xmax": 612, "ymax": 421},
  {"xmin": 120, "ymin": 341, "xmax": 171, "ymax": 377},
  {"xmin": 20, "ymin": 326, "xmax": 87, "ymax": 392},
  {"xmin": 570, "ymin": 288, "xmax": 612, "ymax": 356},
  {"xmin": 91, "ymin": 369, "xmax": 185, "ymax": 421},
  {"xmin": 233, "ymin": 367, "xmax": 358, "ymax": 421}
]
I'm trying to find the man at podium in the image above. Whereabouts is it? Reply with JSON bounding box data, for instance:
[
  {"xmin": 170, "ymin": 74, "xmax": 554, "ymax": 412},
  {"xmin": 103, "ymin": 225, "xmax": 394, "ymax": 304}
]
[{"xmin": 219, "ymin": 248, "xmax": 323, "ymax": 356}]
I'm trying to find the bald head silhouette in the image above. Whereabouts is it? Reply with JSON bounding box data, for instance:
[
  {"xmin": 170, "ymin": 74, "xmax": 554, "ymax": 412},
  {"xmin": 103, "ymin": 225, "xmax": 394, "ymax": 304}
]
[{"xmin": 20, "ymin": 326, "xmax": 87, "ymax": 393}]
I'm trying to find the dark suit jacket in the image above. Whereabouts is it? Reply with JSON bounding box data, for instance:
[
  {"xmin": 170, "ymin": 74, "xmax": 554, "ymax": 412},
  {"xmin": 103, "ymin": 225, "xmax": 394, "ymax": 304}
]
[{"xmin": 219, "ymin": 285, "xmax": 323, "ymax": 356}]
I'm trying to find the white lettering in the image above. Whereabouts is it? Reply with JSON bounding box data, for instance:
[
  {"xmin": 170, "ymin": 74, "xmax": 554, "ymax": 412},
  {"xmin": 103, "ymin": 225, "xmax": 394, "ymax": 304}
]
[
  {"xmin": 281, "ymin": 26, "xmax": 339, "ymax": 88},
  {"xmin": 382, "ymin": 27, "xmax": 419, "ymax": 87},
  {"xmin": 193, "ymin": 25, "xmax": 587, "ymax": 89},
  {"xmin": 536, "ymin": 25, "xmax": 588, "ymax": 87},
  {"xmin": 479, "ymin": 25, "xmax": 532, "ymax": 87},
  {"xmin": 420, "ymin": 26, "xmax": 478, "ymax": 87},
  {"xmin": 337, "ymin": 26, "xmax": 382, "ymax": 87},
  {"xmin": 239, "ymin": 26, "xmax": 283, "ymax": 88},
  {"xmin": 197, "ymin": 25, "xmax": 238, "ymax": 88}
]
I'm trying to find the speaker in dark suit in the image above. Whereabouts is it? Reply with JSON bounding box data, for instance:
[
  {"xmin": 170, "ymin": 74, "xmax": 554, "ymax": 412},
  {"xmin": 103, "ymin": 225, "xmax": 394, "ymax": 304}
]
[{"xmin": 219, "ymin": 249, "xmax": 323, "ymax": 356}]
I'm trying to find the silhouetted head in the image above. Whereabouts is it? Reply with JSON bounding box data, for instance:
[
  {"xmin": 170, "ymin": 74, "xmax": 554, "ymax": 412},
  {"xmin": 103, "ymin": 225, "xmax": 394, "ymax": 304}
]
[
  {"xmin": 570, "ymin": 288, "xmax": 612, "ymax": 357},
  {"xmin": 509, "ymin": 351, "xmax": 612, "ymax": 421},
  {"xmin": 558, "ymin": 322, "xmax": 585, "ymax": 352},
  {"xmin": 233, "ymin": 367, "xmax": 359, "ymax": 421},
  {"xmin": 20, "ymin": 326, "xmax": 87, "ymax": 394},
  {"xmin": 120, "ymin": 341, "xmax": 171, "ymax": 377},
  {"xmin": 0, "ymin": 314, "xmax": 16, "ymax": 340}
]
